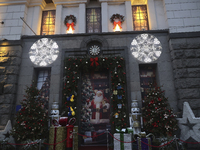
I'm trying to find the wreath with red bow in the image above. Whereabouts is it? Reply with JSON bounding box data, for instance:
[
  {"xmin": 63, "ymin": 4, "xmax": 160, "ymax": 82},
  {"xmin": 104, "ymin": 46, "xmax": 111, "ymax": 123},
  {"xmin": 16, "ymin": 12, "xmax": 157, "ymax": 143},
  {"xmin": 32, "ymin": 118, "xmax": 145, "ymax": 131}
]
[
  {"xmin": 110, "ymin": 13, "xmax": 125, "ymax": 24},
  {"xmin": 64, "ymin": 15, "xmax": 76, "ymax": 25}
]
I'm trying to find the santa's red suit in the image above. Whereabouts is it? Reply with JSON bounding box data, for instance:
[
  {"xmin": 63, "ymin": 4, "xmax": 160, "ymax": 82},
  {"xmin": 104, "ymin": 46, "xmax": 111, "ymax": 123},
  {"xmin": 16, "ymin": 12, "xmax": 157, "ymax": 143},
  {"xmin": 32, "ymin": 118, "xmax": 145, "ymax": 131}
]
[
  {"xmin": 88, "ymin": 91, "xmax": 110, "ymax": 124},
  {"xmin": 89, "ymin": 91, "xmax": 104, "ymax": 122},
  {"xmin": 90, "ymin": 100, "xmax": 103, "ymax": 120}
]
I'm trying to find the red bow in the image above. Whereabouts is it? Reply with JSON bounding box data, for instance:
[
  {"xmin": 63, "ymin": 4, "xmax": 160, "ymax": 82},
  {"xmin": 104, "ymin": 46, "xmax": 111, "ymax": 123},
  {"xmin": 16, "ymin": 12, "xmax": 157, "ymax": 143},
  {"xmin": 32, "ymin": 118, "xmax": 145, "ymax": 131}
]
[
  {"xmin": 113, "ymin": 21, "xmax": 122, "ymax": 29},
  {"xmin": 90, "ymin": 57, "xmax": 99, "ymax": 67},
  {"xmin": 66, "ymin": 22, "xmax": 75, "ymax": 30}
]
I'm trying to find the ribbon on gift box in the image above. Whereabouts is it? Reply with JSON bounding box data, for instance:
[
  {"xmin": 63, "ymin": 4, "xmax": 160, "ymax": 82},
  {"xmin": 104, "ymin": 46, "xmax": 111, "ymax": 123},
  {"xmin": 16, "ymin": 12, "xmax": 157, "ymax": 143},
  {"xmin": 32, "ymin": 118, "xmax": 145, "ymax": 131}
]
[
  {"xmin": 134, "ymin": 132, "xmax": 155, "ymax": 140},
  {"xmin": 135, "ymin": 132, "xmax": 155, "ymax": 150},
  {"xmin": 50, "ymin": 120, "xmax": 66, "ymax": 150},
  {"xmin": 116, "ymin": 126, "xmax": 127, "ymax": 150}
]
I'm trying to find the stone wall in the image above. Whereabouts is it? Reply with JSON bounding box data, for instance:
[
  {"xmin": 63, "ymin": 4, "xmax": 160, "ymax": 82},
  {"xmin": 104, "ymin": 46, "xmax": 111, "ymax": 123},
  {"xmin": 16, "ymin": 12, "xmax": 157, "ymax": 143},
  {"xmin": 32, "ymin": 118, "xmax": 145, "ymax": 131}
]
[
  {"xmin": 0, "ymin": 4, "xmax": 27, "ymax": 40},
  {"xmin": 0, "ymin": 41, "xmax": 22, "ymax": 129},
  {"xmin": 164, "ymin": 0, "xmax": 200, "ymax": 33},
  {"xmin": 169, "ymin": 32, "xmax": 200, "ymax": 117}
]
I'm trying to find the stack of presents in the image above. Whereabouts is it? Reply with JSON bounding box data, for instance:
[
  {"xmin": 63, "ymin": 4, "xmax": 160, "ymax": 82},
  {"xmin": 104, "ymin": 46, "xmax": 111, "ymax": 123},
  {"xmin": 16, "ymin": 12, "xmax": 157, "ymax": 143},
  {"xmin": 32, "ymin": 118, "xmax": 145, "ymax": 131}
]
[{"xmin": 50, "ymin": 100, "xmax": 153, "ymax": 150}]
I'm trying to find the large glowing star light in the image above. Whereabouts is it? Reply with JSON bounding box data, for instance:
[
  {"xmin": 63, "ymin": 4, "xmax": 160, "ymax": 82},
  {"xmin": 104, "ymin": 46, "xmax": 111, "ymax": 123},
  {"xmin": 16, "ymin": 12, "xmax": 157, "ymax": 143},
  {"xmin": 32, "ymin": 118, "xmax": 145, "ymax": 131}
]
[
  {"xmin": 29, "ymin": 38, "xmax": 59, "ymax": 66},
  {"xmin": 130, "ymin": 34, "xmax": 162, "ymax": 63}
]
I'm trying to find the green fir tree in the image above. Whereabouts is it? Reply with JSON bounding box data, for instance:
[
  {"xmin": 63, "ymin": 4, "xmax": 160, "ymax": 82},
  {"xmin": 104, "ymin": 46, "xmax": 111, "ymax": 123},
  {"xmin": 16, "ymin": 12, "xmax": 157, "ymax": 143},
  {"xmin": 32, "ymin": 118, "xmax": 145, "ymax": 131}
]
[
  {"xmin": 11, "ymin": 85, "xmax": 48, "ymax": 143},
  {"xmin": 142, "ymin": 85, "xmax": 178, "ymax": 137}
]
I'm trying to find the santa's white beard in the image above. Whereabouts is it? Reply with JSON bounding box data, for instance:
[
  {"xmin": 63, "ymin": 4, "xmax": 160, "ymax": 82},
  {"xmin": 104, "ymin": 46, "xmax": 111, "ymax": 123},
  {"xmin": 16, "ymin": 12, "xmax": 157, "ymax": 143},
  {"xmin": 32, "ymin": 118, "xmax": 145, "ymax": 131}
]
[
  {"xmin": 93, "ymin": 95, "xmax": 103, "ymax": 123},
  {"xmin": 94, "ymin": 95, "xmax": 103, "ymax": 108}
]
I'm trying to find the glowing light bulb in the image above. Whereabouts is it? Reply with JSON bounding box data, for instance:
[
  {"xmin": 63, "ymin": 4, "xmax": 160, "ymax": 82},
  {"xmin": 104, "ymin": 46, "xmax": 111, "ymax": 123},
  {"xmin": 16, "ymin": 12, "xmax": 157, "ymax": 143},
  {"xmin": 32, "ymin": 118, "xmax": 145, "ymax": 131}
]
[
  {"xmin": 114, "ymin": 24, "xmax": 121, "ymax": 32},
  {"xmin": 67, "ymin": 25, "xmax": 74, "ymax": 34}
]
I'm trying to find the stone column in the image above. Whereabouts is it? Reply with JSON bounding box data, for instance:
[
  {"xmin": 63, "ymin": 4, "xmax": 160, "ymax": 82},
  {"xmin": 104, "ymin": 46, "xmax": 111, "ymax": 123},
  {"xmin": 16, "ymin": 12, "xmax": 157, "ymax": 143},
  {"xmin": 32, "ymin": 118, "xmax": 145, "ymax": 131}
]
[
  {"xmin": 101, "ymin": 2, "xmax": 108, "ymax": 32},
  {"xmin": 55, "ymin": 5, "xmax": 63, "ymax": 34},
  {"xmin": 79, "ymin": 3, "xmax": 86, "ymax": 33},
  {"xmin": 32, "ymin": 6, "xmax": 42, "ymax": 35},
  {"xmin": 147, "ymin": 0, "xmax": 158, "ymax": 30},
  {"xmin": 125, "ymin": 1, "xmax": 133, "ymax": 31}
]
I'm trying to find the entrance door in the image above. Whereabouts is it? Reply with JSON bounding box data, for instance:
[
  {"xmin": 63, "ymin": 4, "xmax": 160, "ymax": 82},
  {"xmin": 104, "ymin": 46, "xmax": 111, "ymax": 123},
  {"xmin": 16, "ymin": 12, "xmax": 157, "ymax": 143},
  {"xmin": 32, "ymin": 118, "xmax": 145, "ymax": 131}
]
[{"xmin": 80, "ymin": 71, "xmax": 111, "ymax": 148}]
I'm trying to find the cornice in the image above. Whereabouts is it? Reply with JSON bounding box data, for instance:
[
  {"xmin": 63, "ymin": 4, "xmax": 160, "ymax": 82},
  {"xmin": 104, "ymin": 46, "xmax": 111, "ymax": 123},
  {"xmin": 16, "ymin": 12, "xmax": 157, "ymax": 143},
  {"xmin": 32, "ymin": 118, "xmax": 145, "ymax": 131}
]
[
  {"xmin": 0, "ymin": 0, "xmax": 30, "ymax": 6},
  {"xmin": 52, "ymin": 0, "xmax": 87, "ymax": 6},
  {"xmin": 0, "ymin": 0, "xmax": 46, "ymax": 8},
  {"xmin": 29, "ymin": 0, "xmax": 46, "ymax": 9}
]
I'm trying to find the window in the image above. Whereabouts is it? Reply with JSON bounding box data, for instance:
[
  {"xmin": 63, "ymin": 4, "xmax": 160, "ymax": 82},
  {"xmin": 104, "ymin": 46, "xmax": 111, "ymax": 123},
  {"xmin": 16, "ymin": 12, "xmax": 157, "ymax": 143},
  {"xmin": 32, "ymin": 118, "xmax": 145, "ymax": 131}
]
[
  {"xmin": 36, "ymin": 69, "xmax": 51, "ymax": 111},
  {"xmin": 41, "ymin": 10, "xmax": 55, "ymax": 35},
  {"xmin": 132, "ymin": 5, "xmax": 149, "ymax": 31},
  {"xmin": 86, "ymin": 8, "xmax": 101, "ymax": 33},
  {"xmin": 139, "ymin": 64, "xmax": 157, "ymax": 101}
]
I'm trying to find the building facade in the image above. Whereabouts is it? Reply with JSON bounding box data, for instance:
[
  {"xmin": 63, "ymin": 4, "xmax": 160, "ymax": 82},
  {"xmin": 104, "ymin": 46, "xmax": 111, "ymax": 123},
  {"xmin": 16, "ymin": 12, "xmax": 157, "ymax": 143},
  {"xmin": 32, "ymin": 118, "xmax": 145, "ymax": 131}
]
[{"xmin": 0, "ymin": 0, "xmax": 200, "ymax": 149}]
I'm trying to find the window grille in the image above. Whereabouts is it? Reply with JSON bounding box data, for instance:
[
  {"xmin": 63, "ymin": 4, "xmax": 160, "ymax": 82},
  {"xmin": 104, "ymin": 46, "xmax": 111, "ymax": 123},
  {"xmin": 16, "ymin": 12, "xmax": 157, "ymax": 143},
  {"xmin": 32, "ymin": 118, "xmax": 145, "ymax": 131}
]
[
  {"xmin": 41, "ymin": 10, "xmax": 56, "ymax": 35},
  {"xmin": 86, "ymin": 8, "xmax": 101, "ymax": 33},
  {"xmin": 132, "ymin": 5, "xmax": 149, "ymax": 31}
]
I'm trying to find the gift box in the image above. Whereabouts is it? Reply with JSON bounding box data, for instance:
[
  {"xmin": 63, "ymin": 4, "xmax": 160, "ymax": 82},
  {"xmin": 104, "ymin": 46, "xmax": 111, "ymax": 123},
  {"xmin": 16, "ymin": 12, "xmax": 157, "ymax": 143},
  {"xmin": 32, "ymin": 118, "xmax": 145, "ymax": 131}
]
[
  {"xmin": 73, "ymin": 126, "xmax": 78, "ymax": 150},
  {"xmin": 114, "ymin": 133, "xmax": 132, "ymax": 150},
  {"xmin": 49, "ymin": 126, "xmax": 66, "ymax": 150},
  {"xmin": 137, "ymin": 137, "xmax": 152, "ymax": 150}
]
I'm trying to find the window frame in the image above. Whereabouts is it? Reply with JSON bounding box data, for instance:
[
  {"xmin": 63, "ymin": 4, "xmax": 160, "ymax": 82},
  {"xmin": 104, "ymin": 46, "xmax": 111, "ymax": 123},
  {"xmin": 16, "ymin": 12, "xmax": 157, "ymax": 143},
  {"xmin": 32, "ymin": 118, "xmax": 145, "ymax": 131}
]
[
  {"xmin": 34, "ymin": 68, "xmax": 51, "ymax": 111},
  {"xmin": 132, "ymin": 5, "xmax": 149, "ymax": 31},
  {"xmin": 86, "ymin": 7, "xmax": 102, "ymax": 33},
  {"xmin": 40, "ymin": 10, "xmax": 56, "ymax": 35}
]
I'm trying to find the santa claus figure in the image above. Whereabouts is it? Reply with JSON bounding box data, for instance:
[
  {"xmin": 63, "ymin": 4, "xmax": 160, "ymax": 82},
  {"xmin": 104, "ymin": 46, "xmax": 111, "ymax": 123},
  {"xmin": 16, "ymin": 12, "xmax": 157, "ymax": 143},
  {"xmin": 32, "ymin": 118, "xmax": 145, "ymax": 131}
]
[{"xmin": 88, "ymin": 90, "xmax": 110, "ymax": 124}]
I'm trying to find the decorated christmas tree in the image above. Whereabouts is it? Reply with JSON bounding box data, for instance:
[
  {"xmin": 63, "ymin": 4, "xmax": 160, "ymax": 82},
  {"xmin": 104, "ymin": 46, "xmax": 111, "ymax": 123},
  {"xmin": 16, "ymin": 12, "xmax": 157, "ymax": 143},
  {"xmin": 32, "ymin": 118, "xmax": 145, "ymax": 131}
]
[
  {"xmin": 80, "ymin": 75, "xmax": 95, "ymax": 133},
  {"xmin": 11, "ymin": 85, "xmax": 48, "ymax": 143},
  {"xmin": 142, "ymin": 84, "xmax": 178, "ymax": 137}
]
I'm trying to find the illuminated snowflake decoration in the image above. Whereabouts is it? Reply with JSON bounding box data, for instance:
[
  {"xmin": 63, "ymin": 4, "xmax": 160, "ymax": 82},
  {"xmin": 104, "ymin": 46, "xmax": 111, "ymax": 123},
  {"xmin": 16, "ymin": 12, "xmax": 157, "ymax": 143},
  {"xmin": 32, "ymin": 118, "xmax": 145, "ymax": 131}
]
[
  {"xmin": 89, "ymin": 45, "xmax": 101, "ymax": 56},
  {"xmin": 130, "ymin": 34, "xmax": 162, "ymax": 63},
  {"xmin": 29, "ymin": 38, "xmax": 59, "ymax": 66}
]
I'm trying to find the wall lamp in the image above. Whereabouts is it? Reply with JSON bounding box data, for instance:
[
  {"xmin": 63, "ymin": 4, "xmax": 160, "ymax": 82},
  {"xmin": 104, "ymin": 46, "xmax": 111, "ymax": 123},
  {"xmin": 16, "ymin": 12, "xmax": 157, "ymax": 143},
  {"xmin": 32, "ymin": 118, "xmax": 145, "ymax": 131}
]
[{"xmin": 0, "ymin": 21, "xmax": 4, "ymax": 24}]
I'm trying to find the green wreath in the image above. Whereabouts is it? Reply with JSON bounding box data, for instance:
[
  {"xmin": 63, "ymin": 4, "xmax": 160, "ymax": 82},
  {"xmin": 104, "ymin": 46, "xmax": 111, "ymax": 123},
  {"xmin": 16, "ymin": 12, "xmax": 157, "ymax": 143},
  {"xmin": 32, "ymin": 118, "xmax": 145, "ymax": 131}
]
[
  {"xmin": 110, "ymin": 13, "xmax": 125, "ymax": 23},
  {"xmin": 64, "ymin": 15, "xmax": 76, "ymax": 25}
]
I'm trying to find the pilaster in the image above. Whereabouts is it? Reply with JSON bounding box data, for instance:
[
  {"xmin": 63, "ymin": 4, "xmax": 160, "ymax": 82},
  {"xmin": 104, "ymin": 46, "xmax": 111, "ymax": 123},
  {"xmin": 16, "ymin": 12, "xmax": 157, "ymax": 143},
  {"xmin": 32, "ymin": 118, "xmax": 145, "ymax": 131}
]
[
  {"xmin": 147, "ymin": 0, "xmax": 158, "ymax": 30},
  {"xmin": 101, "ymin": 2, "xmax": 108, "ymax": 32},
  {"xmin": 55, "ymin": 5, "xmax": 63, "ymax": 34},
  {"xmin": 125, "ymin": 1, "xmax": 133, "ymax": 31},
  {"xmin": 78, "ymin": 3, "xmax": 86, "ymax": 33}
]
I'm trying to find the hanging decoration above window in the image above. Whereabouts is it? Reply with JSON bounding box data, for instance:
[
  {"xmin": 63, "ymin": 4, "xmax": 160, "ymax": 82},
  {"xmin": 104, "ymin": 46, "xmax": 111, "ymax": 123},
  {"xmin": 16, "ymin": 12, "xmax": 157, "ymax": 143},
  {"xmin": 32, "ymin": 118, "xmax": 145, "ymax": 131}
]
[
  {"xmin": 64, "ymin": 15, "xmax": 76, "ymax": 34},
  {"xmin": 110, "ymin": 14, "xmax": 125, "ymax": 32},
  {"xmin": 130, "ymin": 34, "xmax": 162, "ymax": 63},
  {"xmin": 29, "ymin": 38, "xmax": 59, "ymax": 66}
]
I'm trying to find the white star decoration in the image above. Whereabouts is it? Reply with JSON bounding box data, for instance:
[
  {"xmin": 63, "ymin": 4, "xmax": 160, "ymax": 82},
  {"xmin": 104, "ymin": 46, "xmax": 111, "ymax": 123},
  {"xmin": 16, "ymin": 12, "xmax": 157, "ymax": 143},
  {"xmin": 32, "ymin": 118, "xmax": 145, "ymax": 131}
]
[
  {"xmin": 0, "ymin": 120, "xmax": 15, "ymax": 145},
  {"xmin": 177, "ymin": 102, "xmax": 200, "ymax": 142}
]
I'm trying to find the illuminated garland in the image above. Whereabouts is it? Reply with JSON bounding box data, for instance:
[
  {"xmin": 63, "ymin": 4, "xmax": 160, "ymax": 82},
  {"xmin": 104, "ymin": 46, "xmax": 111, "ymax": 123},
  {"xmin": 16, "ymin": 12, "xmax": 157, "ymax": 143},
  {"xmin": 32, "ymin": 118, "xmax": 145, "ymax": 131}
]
[{"xmin": 62, "ymin": 56, "xmax": 128, "ymax": 129}]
